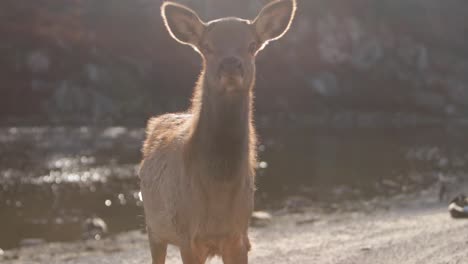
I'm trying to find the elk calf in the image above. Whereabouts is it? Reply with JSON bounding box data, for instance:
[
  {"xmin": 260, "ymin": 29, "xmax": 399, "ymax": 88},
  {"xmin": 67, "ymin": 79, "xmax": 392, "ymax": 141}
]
[{"xmin": 139, "ymin": 1, "xmax": 296, "ymax": 263}]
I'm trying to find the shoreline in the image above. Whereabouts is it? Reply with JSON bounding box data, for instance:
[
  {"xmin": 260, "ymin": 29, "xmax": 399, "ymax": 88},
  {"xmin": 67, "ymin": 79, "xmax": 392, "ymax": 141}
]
[{"xmin": 4, "ymin": 184, "xmax": 466, "ymax": 264}]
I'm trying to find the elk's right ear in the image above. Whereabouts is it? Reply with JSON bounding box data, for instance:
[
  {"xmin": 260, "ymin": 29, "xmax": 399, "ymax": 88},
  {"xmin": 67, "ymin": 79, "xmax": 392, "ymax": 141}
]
[{"xmin": 161, "ymin": 2, "xmax": 205, "ymax": 47}]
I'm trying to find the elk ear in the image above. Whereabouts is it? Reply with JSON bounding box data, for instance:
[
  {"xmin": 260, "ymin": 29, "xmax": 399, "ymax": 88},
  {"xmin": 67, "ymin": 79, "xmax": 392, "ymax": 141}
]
[
  {"xmin": 253, "ymin": 0, "xmax": 296, "ymax": 47},
  {"xmin": 161, "ymin": 2, "xmax": 205, "ymax": 47}
]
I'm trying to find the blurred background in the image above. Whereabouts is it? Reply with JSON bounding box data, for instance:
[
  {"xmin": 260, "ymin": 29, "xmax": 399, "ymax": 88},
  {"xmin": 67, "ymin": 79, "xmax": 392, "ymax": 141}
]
[{"xmin": 1, "ymin": 0, "xmax": 468, "ymax": 251}]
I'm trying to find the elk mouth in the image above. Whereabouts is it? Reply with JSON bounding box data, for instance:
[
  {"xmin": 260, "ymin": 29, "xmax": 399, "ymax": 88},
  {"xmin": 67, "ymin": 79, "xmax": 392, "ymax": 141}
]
[
  {"xmin": 217, "ymin": 56, "xmax": 244, "ymax": 86},
  {"xmin": 219, "ymin": 73, "xmax": 244, "ymax": 91}
]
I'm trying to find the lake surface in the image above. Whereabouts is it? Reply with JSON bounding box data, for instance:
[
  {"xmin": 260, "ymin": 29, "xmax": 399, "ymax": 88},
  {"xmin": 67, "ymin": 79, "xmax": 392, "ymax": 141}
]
[{"xmin": 1, "ymin": 124, "xmax": 467, "ymax": 249}]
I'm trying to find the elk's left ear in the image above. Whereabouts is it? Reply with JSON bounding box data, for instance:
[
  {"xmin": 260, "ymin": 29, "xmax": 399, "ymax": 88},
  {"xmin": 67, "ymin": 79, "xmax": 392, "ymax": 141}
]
[{"xmin": 253, "ymin": 0, "xmax": 296, "ymax": 46}]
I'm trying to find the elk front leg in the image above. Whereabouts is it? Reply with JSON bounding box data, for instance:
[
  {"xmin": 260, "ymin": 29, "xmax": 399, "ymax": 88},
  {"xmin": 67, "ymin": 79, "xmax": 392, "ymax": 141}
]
[
  {"xmin": 180, "ymin": 242, "xmax": 209, "ymax": 264},
  {"xmin": 221, "ymin": 236, "xmax": 249, "ymax": 264},
  {"xmin": 147, "ymin": 229, "xmax": 167, "ymax": 264}
]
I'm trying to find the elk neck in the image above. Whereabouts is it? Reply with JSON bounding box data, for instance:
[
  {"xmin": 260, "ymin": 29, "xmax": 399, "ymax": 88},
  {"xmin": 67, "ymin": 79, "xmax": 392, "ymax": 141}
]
[{"xmin": 188, "ymin": 70, "xmax": 254, "ymax": 180}]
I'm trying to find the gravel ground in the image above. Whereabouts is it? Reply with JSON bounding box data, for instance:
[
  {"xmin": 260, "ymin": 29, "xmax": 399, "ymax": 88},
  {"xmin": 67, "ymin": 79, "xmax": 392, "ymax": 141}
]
[{"xmin": 3, "ymin": 185, "xmax": 468, "ymax": 264}]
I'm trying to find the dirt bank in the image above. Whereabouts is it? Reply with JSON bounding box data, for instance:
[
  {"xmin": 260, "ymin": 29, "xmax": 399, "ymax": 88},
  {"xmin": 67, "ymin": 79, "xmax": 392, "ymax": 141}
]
[{"xmin": 3, "ymin": 185, "xmax": 468, "ymax": 264}]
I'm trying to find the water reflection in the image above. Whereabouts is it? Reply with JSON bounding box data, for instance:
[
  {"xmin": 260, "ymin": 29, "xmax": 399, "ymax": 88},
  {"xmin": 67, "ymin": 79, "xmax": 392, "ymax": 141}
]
[{"xmin": 0, "ymin": 125, "xmax": 467, "ymax": 249}]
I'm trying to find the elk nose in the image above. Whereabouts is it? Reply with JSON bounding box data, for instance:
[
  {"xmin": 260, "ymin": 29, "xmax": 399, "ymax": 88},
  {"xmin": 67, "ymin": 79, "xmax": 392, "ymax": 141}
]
[{"xmin": 219, "ymin": 57, "xmax": 243, "ymax": 77}]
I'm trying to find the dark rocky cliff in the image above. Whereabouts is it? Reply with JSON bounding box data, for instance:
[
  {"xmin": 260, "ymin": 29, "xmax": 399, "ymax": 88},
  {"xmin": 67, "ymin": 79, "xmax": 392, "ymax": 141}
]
[{"xmin": 1, "ymin": 0, "xmax": 467, "ymax": 125}]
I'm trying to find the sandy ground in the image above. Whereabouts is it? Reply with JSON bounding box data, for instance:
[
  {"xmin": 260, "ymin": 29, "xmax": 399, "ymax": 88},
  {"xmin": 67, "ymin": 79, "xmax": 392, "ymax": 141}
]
[{"xmin": 3, "ymin": 185, "xmax": 468, "ymax": 264}]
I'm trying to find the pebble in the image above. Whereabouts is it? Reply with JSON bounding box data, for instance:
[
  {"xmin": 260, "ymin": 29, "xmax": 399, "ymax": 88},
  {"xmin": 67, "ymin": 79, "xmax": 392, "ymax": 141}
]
[
  {"xmin": 296, "ymin": 218, "xmax": 319, "ymax": 226},
  {"xmin": 251, "ymin": 211, "xmax": 272, "ymax": 227},
  {"xmin": 82, "ymin": 217, "xmax": 108, "ymax": 240},
  {"xmin": 20, "ymin": 238, "xmax": 46, "ymax": 247}
]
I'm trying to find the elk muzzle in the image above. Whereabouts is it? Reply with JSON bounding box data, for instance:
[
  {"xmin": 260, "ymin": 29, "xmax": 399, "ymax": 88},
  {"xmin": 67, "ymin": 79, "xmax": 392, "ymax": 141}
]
[{"xmin": 218, "ymin": 57, "xmax": 244, "ymax": 88}]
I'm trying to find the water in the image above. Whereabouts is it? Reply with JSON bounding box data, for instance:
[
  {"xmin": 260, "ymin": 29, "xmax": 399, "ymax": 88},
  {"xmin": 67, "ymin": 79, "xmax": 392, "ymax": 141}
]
[{"xmin": 1, "ymin": 125, "xmax": 467, "ymax": 249}]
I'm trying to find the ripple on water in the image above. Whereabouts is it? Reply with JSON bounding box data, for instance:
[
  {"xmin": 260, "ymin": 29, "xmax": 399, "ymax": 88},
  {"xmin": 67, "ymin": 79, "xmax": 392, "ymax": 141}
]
[{"xmin": 1, "ymin": 126, "xmax": 468, "ymax": 249}]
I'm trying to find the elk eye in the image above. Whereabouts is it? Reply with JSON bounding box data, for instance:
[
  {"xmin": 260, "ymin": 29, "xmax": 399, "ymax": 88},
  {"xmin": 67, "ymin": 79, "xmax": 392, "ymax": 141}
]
[{"xmin": 248, "ymin": 42, "xmax": 258, "ymax": 54}]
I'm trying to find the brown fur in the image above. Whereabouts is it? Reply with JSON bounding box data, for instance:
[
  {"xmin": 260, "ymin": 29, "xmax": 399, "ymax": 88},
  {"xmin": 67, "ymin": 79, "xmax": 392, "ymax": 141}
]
[{"xmin": 139, "ymin": 1, "xmax": 296, "ymax": 263}]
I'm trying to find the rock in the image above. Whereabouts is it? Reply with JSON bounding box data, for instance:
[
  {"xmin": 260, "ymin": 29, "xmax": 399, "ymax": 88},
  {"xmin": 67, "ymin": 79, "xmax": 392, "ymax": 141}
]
[
  {"xmin": 102, "ymin": 127, "xmax": 127, "ymax": 139},
  {"xmin": 417, "ymin": 46, "xmax": 429, "ymax": 71},
  {"xmin": 251, "ymin": 211, "xmax": 272, "ymax": 227},
  {"xmin": 317, "ymin": 15, "xmax": 350, "ymax": 65},
  {"xmin": 437, "ymin": 158, "xmax": 449, "ymax": 168},
  {"xmin": 52, "ymin": 81, "xmax": 87, "ymax": 113},
  {"xmin": 283, "ymin": 196, "xmax": 311, "ymax": 213},
  {"xmin": 85, "ymin": 245, "xmax": 96, "ymax": 251},
  {"xmin": 30, "ymin": 79, "xmax": 51, "ymax": 91},
  {"xmin": 408, "ymin": 172, "xmax": 424, "ymax": 184},
  {"xmin": 351, "ymin": 38, "xmax": 383, "ymax": 70},
  {"xmin": 332, "ymin": 185, "xmax": 359, "ymax": 199},
  {"xmin": 396, "ymin": 38, "xmax": 428, "ymax": 71},
  {"xmin": 82, "ymin": 217, "xmax": 108, "ymax": 240},
  {"xmin": 308, "ymin": 72, "xmax": 340, "ymax": 97},
  {"xmin": 296, "ymin": 218, "xmax": 319, "ymax": 226},
  {"xmin": 412, "ymin": 90, "xmax": 446, "ymax": 113},
  {"xmin": 27, "ymin": 51, "xmax": 50, "ymax": 73},
  {"xmin": 382, "ymin": 179, "xmax": 399, "ymax": 188},
  {"xmin": 85, "ymin": 64, "xmax": 100, "ymax": 82},
  {"xmin": 331, "ymin": 111, "xmax": 355, "ymax": 128},
  {"xmin": 445, "ymin": 104, "xmax": 456, "ymax": 115},
  {"xmin": 1, "ymin": 0, "xmax": 468, "ymax": 125},
  {"xmin": 20, "ymin": 238, "xmax": 46, "ymax": 247},
  {"xmin": 91, "ymin": 91, "xmax": 118, "ymax": 123},
  {"xmin": 452, "ymin": 157, "xmax": 466, "ymax": 168},
  {"xmin": 2, "ymin": 253, "xmax": 19, "ymax": 260},
  {"xmin": 447, "ymin": 80, "xmax": 468, "ymax": 106}
]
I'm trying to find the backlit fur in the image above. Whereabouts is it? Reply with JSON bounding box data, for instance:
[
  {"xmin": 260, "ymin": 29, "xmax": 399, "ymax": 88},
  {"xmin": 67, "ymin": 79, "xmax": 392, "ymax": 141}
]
[{"xmin": 139, "ymin": 1, "xmax": 296, "ymax": 263}]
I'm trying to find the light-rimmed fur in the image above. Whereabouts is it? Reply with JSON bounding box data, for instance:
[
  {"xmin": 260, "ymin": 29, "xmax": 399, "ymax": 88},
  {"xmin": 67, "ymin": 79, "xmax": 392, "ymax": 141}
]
[{"xmin": 140, "ymin": 1, "xmax": 296, "ymax": 263}]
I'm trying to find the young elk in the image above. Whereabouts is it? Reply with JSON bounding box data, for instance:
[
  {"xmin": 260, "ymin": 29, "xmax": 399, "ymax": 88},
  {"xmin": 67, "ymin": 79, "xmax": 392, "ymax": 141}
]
[{"xmin": 139, "ymin": 0, "xmax": 296, "ymax": 263}]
